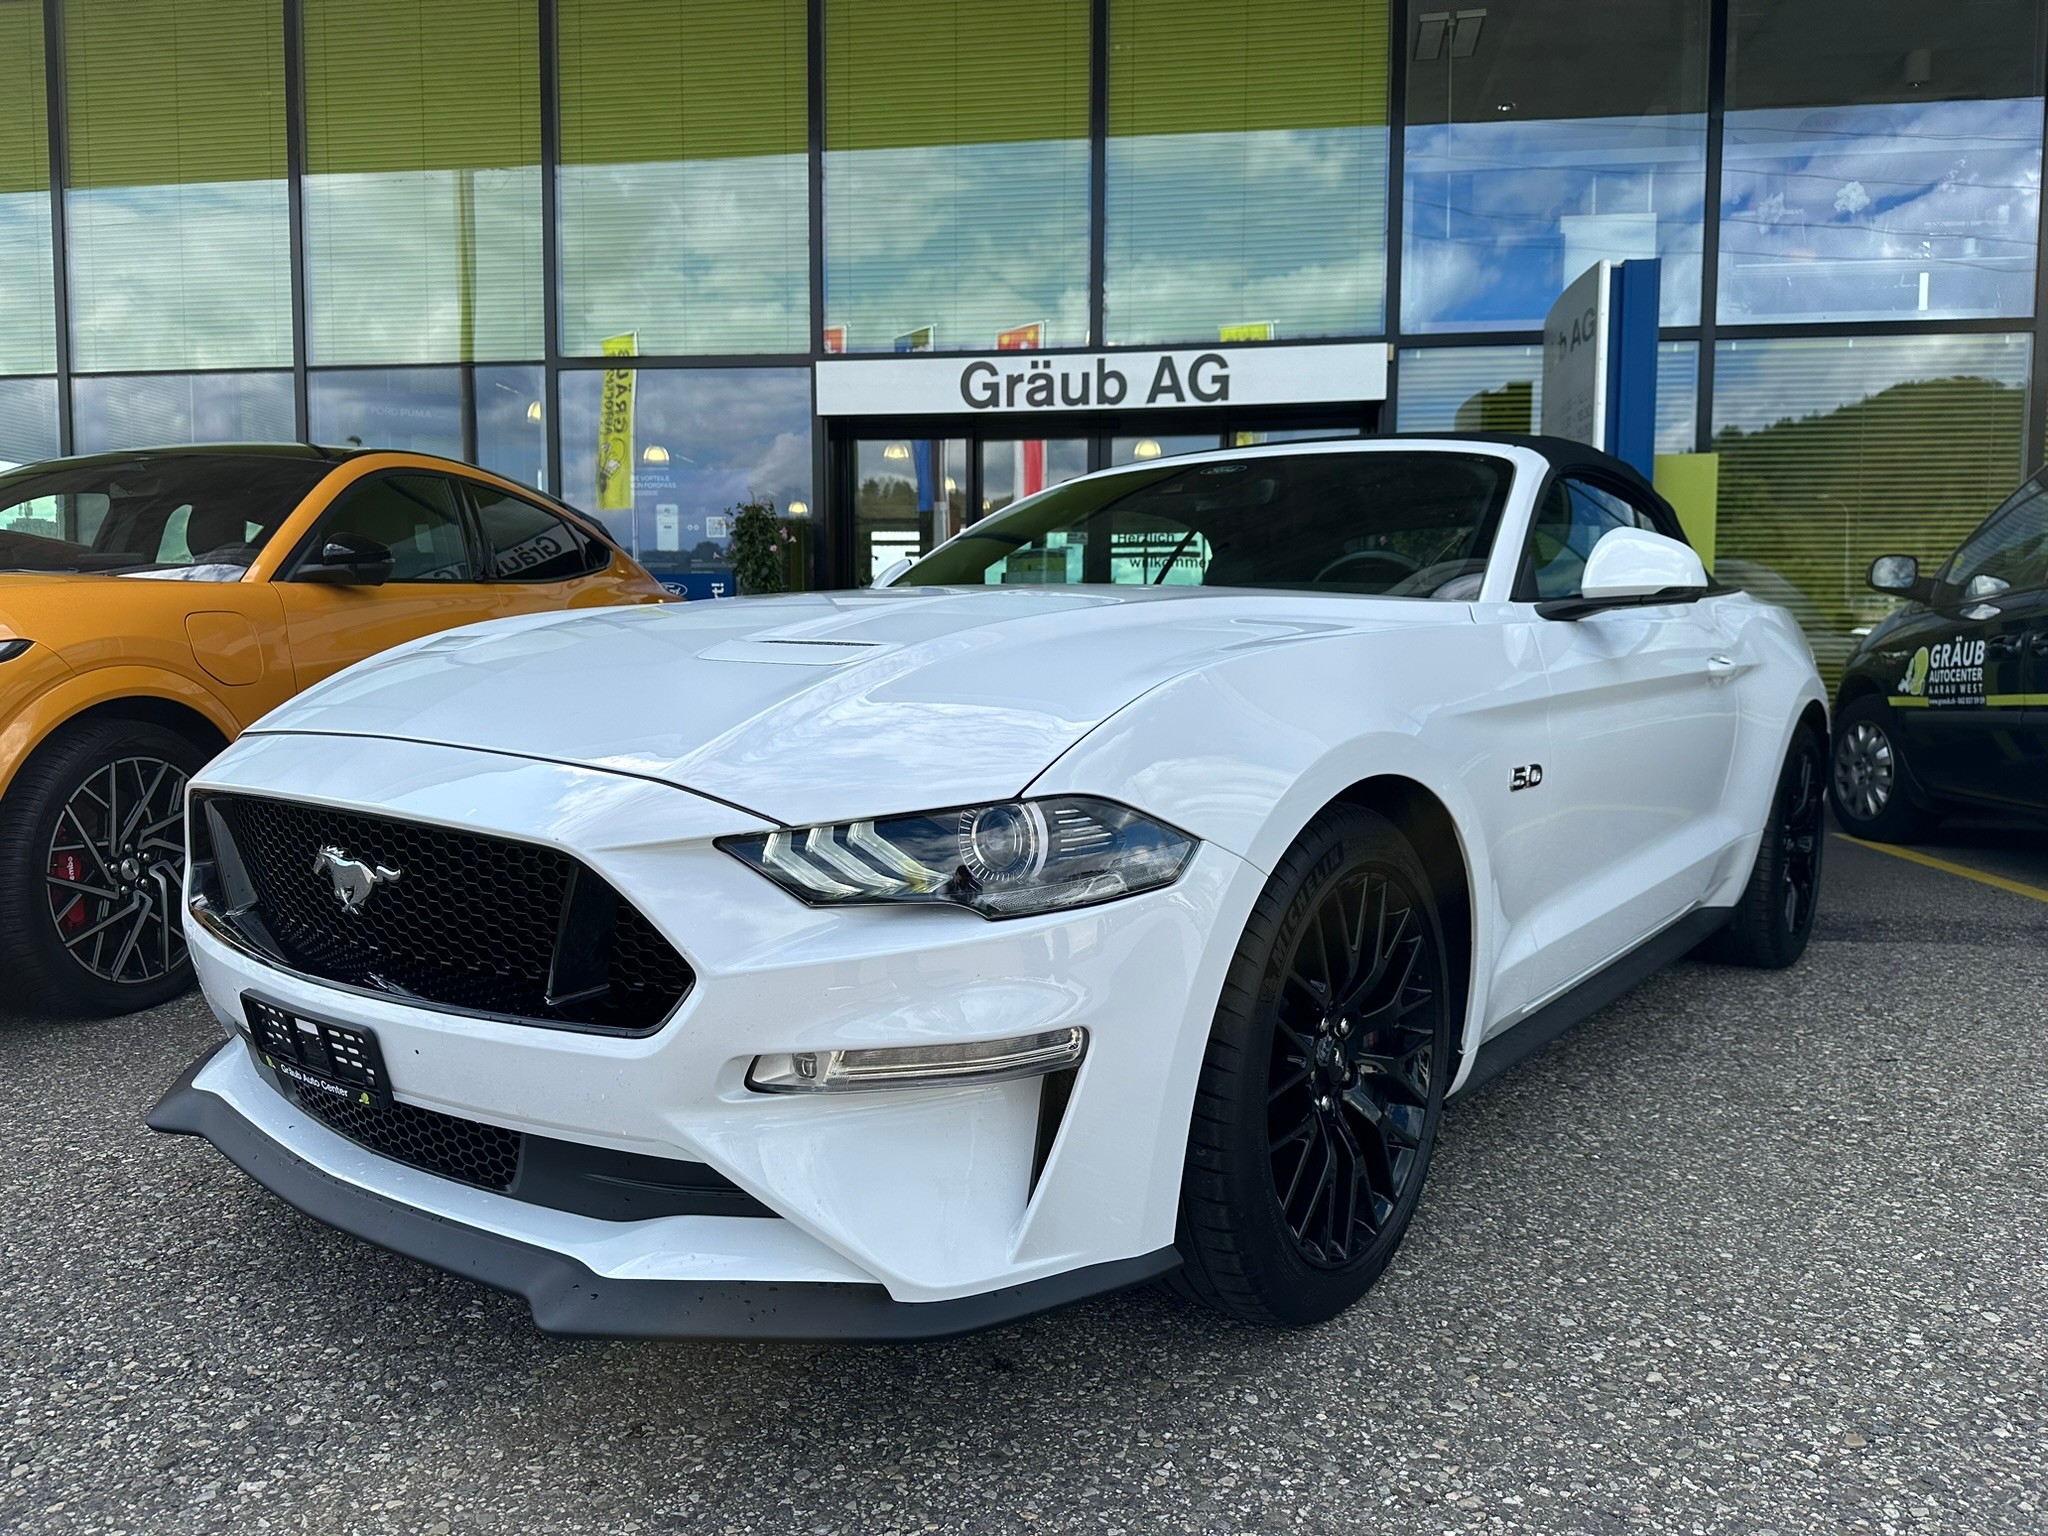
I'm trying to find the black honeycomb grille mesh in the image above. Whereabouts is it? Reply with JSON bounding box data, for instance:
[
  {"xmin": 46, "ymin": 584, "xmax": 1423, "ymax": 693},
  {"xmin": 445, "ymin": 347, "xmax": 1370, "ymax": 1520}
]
[
  {"xmin": 287, "ymin": 1081, "xmax": 523, "ymax": 1191},
  {"xmin": 204, "ymin": 794, "xmax": 691, "ymax": 1032}
]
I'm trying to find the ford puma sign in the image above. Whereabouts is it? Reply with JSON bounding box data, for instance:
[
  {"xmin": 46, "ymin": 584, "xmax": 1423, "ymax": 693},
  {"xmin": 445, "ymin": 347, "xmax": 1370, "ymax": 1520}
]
[{"xmin": 815, "ymin": 342, "xmax": 1387, "ymax": 417}]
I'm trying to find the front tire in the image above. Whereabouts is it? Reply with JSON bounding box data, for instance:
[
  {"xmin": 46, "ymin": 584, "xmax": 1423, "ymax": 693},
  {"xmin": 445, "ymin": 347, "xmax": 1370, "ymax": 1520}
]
[
  {"xmin": 1696, "ymin": 725, "xmax": 1826, "ymax": 970},
  {"xmin": 1829, "ymin": 694, "xmax": 1930, "ymax": 843},
  {"xmin": 0, "ymin": 719, "xmax": 205, "ymax": 1016},
  {"xmin": 1174, "ymin": 806, "xmax": 1454, "ymax": 1327}
]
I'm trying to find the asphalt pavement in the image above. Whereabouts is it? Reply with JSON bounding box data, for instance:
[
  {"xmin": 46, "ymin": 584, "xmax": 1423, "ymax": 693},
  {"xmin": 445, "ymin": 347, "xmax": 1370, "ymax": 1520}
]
[{"xmin": 3, "ymin": 821, "xmax": 2043, "ymax": 1535}]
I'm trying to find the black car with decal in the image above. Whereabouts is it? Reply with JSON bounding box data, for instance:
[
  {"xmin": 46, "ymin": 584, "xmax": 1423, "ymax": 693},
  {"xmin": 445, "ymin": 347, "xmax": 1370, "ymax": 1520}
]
[{"xmin": 1831, "ymin": 466, "xmax": 2048, "ymax": 840}]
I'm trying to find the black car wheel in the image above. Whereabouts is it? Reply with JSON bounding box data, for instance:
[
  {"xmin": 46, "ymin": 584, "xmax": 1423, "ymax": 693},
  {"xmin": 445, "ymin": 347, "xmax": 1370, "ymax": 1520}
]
[
  {"xmin": 1697, "ymin": 725, "xmax": 1827, "ymax": 970},
  {"xmin": 0, "ymin": 719, "xmax": 207, "ymax": 1016},
  {"xmin": 1829, "ymin": 694, "xmax": 1929, "ymax": 844},
  {"xmin": 1172, "ymin": 805, "xmax": 1454, "ymax": 1326}
]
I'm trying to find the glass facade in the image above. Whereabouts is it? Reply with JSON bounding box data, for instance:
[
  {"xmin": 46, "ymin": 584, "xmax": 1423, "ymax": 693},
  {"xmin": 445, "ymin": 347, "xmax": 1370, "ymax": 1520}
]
[
  {"xmin": 0, "ymin": 377, "xmax": 60, "ymax": 469},
  {"xmin": 558, "ymin": 0, "xmax": 809, "ymax": 356},
  {"xmin": 307, "ymin": 365, "xmax": 547, "ymax": 487},
  {"xmin": 72, "ymin": 371, "xmax": 293, "ymax": 453},
  {"xmin": 827, "ymin": 0, "xmax": 1091, "ymax": 353},
  {"xmin": 302, "ymin": 0, "xmax": 543, "ymax": 364},
  {"xmin": 558, "ymin": 366, "xmax": 812, "ymax": 597},
  {"xmin": 1397, "ymin": 342, "xmax": 1699, "ymax": 457},
  {"xmin": 0, "ymin": 0, "xmax": 55, "ymax": 378},
  {"xmin": 1401, "ymin": 0, "xmax": 1707, "ymax": 331},
  {"xmin": 64, "ymin": 0, "xmax": 293, "ymax": 371},
  {"xmin": 0, "ymin": 0, "xmax": 2040, "ymax": 673},
  {"xmin": 1710, "ymin": 333, "xmax": 2033, "ymax": 679},
  {"xmin": 1107, "ymin": 0, "xmax": 1390, "ymax": 344},
  {"xmin": 1720, "ymin": 0, "xmax": 2045, "ymax": 324}
]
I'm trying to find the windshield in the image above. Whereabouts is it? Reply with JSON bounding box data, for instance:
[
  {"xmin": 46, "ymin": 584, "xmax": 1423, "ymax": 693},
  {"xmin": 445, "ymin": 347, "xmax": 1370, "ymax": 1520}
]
[
  {"xmin": 1938, "ymin": 465, "xmax": 2048, "ymax": 599},
  {"xmin": 0, "ymin": 455, "xmax": 332, "ymax": 578},
  {"xmin": 895, "ymin": 451, "xmax": 1514, "ymax": 598}
]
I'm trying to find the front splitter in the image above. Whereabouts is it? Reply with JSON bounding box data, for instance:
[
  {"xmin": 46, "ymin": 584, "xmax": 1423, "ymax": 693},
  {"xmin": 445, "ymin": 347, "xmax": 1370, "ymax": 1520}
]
[{"xmin": 148, "ymin": 1044, "xmax": 1180, "ymax": 1342}]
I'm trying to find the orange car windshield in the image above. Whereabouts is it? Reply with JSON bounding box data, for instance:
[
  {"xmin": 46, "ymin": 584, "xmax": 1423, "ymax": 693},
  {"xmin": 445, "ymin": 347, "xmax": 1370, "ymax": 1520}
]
[{"xmin": 0, "ymin": 455, "xmax": 332, "ymax": 579}]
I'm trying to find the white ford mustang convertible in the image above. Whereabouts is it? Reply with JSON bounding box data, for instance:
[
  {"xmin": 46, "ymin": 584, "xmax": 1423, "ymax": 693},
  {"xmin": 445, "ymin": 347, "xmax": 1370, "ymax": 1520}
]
[{"xmin": 153, "ymin": 436, "xmax": 1827, "ymax": 1339}]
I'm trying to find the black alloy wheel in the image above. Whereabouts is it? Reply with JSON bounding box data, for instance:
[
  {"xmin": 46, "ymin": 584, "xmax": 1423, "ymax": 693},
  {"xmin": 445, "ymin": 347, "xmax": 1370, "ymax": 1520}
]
[
  {"xmin": 1696, "ymin": 726, "xmax": 1828, "ymax": 970},
  {"xmin": 1266, "ymin": 867, "xmax": 1437, "ymax": 1268},
  {"xmin": 1778, "ymin": 735, "xmax": 1824, "ymax": 938},
  {"xmin": 0, "ymin": 718, "xmax": 208, "ymax": 1015},
  {"xmin": 1174, "ymin": 805, "xmax": 1454, "ymax": 1326}
]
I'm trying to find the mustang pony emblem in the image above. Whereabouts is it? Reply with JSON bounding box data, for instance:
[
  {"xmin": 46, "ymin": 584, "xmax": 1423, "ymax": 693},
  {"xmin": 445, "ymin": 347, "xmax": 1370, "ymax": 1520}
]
[{"xmin": 312, "ymin": 846, "xmax": 402, "ymax": 915}]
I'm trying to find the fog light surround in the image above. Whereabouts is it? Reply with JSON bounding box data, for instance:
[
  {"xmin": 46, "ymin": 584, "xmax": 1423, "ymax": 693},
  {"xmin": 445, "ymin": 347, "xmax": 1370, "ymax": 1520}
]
[{"xmin": 747, "ymin": 1027, "xmax": 1086, "ymax": 1094}]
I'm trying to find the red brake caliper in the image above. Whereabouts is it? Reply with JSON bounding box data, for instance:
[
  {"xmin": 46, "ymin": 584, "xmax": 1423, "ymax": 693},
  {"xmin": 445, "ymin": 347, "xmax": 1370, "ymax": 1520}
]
[{"xmin": 51, "ymin": 851, "xmax": 89, "ymax": 932}]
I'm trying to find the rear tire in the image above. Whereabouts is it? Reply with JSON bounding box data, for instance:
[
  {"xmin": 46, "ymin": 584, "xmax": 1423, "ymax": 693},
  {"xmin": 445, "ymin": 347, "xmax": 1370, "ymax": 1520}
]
[
  {"xmin": 1173, "ymin": 805, "xmax": 1454, "ymax": 1327},
  {"xmin": 1696, "ymin": 726, "xmax": 1826, "ymax": 970},
  {"xmin": 1829, "ymin": 694, "xmax": 1931, "ymax": 844},
  {"xmin": 0, "ymin": 719, "xmax": 206, "ymax": 1017}
]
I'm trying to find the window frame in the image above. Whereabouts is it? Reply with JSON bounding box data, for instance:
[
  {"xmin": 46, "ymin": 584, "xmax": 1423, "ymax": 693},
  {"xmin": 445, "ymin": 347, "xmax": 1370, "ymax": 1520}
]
[
  {"xmin": 280, "ymin": 467, "xmax": 485, "ymax": 585},
  {"xmin": 456, "ymin": 476, "xmax": 613, "ymax": 583},
  {"xmin": 1512, "ymin": 468, "xmax": 1691, "ymax": 603}
]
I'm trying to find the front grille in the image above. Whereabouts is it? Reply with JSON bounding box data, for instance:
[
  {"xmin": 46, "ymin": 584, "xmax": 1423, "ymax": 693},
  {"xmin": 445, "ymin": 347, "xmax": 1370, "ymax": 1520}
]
[
  {"xmin": 195, "ymin": 793, "xmax": 692, "ymax": 1032},
  {"xmin": 287, "ymin": 1078, "xmax": 523, "ymax": 1191}
]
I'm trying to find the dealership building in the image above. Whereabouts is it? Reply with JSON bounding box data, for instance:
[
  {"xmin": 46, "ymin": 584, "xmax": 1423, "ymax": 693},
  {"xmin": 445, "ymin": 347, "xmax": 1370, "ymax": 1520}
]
[{"xmin": 0, "ymin": 0, "xmax": 2044, "ymax": 665}]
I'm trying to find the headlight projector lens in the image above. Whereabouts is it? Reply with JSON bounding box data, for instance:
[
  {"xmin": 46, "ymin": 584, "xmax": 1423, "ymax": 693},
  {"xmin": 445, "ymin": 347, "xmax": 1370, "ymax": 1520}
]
[{"xmin": 958, "ymin": 802, "xmax": 1048, "ymax": 886}]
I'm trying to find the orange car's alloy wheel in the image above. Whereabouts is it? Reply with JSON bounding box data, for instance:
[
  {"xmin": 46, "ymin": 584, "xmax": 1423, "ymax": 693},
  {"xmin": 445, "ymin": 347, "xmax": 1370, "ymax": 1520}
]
[{"xmin": 44, "ymin": 756, "xmax": 190, "ymax": 985}]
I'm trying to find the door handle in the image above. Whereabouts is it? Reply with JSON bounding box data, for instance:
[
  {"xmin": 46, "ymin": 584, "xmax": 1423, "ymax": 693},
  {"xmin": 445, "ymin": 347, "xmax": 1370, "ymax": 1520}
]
[{"xmin": 1707, "ymin": 654, "xmax": 1740, "ymax": 675}]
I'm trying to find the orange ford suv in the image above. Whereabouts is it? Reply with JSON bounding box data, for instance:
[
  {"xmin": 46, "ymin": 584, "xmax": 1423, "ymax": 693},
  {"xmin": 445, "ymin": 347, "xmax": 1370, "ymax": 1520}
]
[{"xmin": 0, "ymin": 444, "xmax": 670, "ymax": 1016}]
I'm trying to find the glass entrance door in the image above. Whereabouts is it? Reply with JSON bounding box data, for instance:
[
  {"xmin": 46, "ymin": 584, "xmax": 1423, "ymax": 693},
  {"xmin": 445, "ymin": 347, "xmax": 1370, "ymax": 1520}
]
[
  {"xmin": 848, "ymin": 435, "xmax": 1095, "ymax": 580},
  {"xmin": 850, "ymin": 436, "xmax": 968, "ymax": 584}
]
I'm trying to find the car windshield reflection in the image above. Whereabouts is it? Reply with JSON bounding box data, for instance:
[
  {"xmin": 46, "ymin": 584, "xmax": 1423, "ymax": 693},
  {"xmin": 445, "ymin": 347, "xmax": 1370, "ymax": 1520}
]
[{"xmin": 896, "ymin": 451, "xmax": 1514, "ymax": 599}]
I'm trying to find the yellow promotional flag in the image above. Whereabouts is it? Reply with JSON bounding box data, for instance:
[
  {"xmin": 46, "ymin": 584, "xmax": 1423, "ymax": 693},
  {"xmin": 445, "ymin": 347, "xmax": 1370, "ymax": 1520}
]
[{"xmin": 597, "ymin": 333, "xmax": 637, "ymax": 513}]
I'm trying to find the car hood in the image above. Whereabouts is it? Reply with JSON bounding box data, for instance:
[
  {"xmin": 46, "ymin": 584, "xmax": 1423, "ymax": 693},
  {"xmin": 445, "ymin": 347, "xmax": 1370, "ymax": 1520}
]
[
  {"xmin": 0, "ymin": 571, "xmax": 272, "ymax": 652},
  {"xmin": 252, "ymin": 587, "xmax": 1467, "ymax": 827}
]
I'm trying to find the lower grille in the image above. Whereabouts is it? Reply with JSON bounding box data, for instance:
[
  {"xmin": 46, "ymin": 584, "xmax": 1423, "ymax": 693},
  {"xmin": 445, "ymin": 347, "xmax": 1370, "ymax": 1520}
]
[
  {"xmin": 268, "ymin": 1063, "xmax": 773, "ymax": 1219},
  {"xmin": 285, "ymin": 1078, "xmax": 523, "ymax": 1192}
]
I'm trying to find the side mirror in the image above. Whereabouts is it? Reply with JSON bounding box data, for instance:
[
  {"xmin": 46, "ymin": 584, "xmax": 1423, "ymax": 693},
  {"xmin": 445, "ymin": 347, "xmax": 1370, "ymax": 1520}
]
[
  {"xmin": 1866, "ymin": 553, "xmax": 1934, "ymax": 603},
  {"xmin": 1539, "ymin": 528, "xmax": 1707, "ymax": 620},
  {"xmin": 295, "ymin": 533, "xmax": 394, "ymax": 587},
  {"xmin": 1581, "ymin": 528, "xmax": 1709, "ymax": 600}
]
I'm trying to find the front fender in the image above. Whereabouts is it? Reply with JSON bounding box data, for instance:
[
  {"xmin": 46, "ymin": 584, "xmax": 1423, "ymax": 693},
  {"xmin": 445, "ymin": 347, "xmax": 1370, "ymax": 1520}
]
[
  {"xmin": 1025, "ymin": 636, "xmax": 1523, "ymax": 1095},
  {"xmin": 0, "ymin": 662, "xmax": 242, "ymax": 800}
]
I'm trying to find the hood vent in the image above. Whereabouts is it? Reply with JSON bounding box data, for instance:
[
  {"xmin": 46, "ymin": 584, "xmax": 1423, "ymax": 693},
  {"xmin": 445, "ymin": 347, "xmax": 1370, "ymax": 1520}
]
[{"xmin": 696, "ymin": 637, "xmax": 889, "ymax": 666}]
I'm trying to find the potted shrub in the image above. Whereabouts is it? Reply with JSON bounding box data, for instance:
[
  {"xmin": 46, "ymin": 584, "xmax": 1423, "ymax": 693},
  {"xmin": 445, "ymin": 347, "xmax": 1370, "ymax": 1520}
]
[{"xmin": 728, "ymin": 497, "xmax": 797, "ymax": 596}]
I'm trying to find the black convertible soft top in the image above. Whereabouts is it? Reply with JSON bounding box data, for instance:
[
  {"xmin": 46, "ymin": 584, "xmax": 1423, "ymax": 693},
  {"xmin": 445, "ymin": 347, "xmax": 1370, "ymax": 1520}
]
[
  {"xmin": 1394, "ymin": 430, "xmax": 1662, "ymax": 497},
  {"xmin": 1390, "ymin": 431, "xmax": 1686, "ymax": 544}
]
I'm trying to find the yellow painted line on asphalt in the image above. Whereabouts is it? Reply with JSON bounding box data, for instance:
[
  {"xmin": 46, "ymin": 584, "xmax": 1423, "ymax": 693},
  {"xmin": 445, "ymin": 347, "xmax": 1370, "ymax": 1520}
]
[{"xmin": 1834, "ymin": 833, "xmax": 2048, "ymax": 905}]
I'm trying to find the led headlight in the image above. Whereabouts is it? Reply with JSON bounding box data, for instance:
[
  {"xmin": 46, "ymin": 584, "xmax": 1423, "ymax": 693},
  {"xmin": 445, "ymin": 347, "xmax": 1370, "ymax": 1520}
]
[{"xmin": 718, "ymin": 795, "xmax": 1196, "ymax": 918}]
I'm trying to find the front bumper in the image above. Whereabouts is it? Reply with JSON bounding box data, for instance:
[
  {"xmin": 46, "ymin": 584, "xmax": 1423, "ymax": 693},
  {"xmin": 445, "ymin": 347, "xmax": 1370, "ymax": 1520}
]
[
  {"xmin": 151, "ymin": 1044, "xmax": 1177, "ymax": 1340},
  {"xmin": 164, "ymin": 731, "xmax": 1263, "ymax": 1334}
]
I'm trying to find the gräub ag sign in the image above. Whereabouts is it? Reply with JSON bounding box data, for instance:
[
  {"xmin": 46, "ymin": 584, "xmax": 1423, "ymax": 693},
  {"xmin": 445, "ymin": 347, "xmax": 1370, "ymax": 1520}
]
[{"xmin": 815, "ymin": 342, "xmax": 1387, "ymax": 417}]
